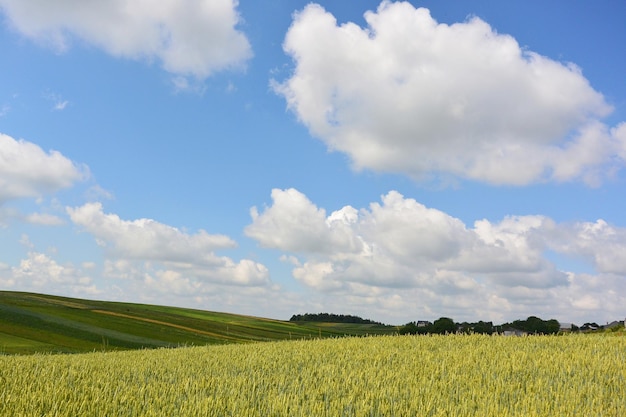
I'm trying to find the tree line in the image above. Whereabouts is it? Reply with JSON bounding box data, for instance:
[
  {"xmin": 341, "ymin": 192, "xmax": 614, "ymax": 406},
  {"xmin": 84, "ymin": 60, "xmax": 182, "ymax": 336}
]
[
  {"xmin": 399, "ymin": 316, "xmax": 562, "ymax": 335},
  {"xmin": 289, "ymin": 313, "xmax": 385, "ymax": 325}
]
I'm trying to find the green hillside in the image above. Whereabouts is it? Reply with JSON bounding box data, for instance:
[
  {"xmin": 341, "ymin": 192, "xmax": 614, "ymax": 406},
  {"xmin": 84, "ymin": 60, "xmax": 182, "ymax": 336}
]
[{"xmin": 0, "ymin": 291, "xmax": 396, "ymax": 354}]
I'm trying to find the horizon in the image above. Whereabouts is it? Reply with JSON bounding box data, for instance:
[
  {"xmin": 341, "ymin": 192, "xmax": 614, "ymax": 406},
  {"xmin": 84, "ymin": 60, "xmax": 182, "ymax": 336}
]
[
  {"xmin": 1, "ymin": 1, "xmax": 625, "ymax": 325},
  {"xmin": 3, "ymin": 289, "xmax": 622, "ymax": 328}
]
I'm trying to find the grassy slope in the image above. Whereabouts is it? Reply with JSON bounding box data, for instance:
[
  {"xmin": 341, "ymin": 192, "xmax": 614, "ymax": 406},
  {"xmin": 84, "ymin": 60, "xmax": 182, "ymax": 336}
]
[{"xmin": 0, "ymin": 291, "xmax": 396, "ymax": 354}]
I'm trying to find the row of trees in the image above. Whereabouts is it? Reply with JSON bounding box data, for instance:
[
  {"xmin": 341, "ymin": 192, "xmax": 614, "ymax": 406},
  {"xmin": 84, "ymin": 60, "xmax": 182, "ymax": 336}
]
[
  {"xmin": 502, "ymin": 316, "xmax": 560, "ymax": 334},
  {"xmin": 289, "ymin": 313, "xmax": 384, "ymax": 325},
  {"xmin": 399, "ymin": 316, "xmax": 562, "ymax": 335}
]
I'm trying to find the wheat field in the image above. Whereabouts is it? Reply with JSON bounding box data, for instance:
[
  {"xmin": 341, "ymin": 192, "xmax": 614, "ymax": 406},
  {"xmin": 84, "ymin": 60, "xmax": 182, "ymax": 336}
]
[{"xmin": 1, "ymin": 334, "xmax": 624, "ymax": 416}]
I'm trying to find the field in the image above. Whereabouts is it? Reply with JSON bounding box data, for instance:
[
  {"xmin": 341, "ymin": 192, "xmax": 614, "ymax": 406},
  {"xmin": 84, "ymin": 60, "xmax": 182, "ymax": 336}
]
[
  {"xmin": 0, "ymin": 291, "xmax": 396, "ymax": 354},
  {"xmin": 1, "ymin": 334, "xmax": 624, "ymax": 416}
]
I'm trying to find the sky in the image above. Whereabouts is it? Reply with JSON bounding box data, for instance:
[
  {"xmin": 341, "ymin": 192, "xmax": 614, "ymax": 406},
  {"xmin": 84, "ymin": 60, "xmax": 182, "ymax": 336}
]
[{"xmin": 1, "ymin": 0, "xmax": 625, "ymax": 326}]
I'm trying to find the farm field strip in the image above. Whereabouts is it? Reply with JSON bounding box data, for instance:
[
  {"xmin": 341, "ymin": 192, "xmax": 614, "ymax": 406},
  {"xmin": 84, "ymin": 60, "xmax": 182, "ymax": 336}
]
[
  {"xmin": 90, "ymin": 309, "xmax": 237, "ymax": 341},
  {"xmin": 1, "ymin": 334, "xmax": 624, "ymax": 416},
  {"xmin": 0, "ymin": 291, "xmax": 397, "ymax": 353}
]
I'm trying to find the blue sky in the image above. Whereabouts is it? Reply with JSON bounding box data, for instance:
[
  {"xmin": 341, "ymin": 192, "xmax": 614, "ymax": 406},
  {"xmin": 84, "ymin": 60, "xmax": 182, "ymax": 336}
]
[{"xmin": 1, "ymin": 0, "xmax": 625, "ymax": 325}]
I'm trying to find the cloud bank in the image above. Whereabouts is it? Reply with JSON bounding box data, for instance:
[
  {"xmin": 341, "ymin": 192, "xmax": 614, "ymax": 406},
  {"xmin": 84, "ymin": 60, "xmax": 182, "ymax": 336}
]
[
  {"xmin": 67, "ymin": 202, "xmax": 270, "ymax": 291},
  {"xmin": 0, "ymin": 133, "xmax": 87, "ymax": 204},
  {"xmin": 274, "ymin": 2, "xmax": 626, "ymax": 185},
  {"xmin": 0, "ymin": 0, "xmax": 252, "ymax": 78},
  {"xmin": 246, "ymin": 188, "xmax": 626, "ymax": 323},
  {"xmin": 3, "ymin": 251, "xmax": 97, "ymax": 294}
]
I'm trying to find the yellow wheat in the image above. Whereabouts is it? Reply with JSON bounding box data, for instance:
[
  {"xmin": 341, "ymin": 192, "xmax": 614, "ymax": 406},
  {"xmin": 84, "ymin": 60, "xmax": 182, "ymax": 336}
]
[{"xmin": 0, "ymin": 334, "xmax": 624, "ymax": 416}]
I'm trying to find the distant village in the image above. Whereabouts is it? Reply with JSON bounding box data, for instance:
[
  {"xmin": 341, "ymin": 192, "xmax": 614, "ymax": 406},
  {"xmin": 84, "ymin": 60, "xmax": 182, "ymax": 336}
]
[{"xmin": 399, "ymin": 317, "xmax": 626, "ymax": 336}]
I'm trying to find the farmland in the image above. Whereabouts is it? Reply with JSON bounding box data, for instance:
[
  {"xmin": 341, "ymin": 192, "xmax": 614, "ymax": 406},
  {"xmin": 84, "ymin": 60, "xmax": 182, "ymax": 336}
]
[
  {"xmin": 0, "ymin": 291, "xmax": 396, "ymax": 354},
  {"xmin": 1, "ymin": 333, "xmax": 624, "ymax": 416}
]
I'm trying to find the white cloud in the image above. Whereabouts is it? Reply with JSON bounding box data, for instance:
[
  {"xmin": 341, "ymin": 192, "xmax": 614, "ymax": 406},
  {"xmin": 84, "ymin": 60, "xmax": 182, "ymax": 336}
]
[
  {"xmin": 24, "ymin": 212, "xmax": 65, "ymax": 225},
  {"xmin": 53, "ymin": 100, "xmax": 68, "ymax": 111},
  {"xmin": 247, "ymin": 188, "xmax": 563, "ymax": 290},
  {"xmin": 274, "ymin": 2, "xmax": 625, "ymax": 185},
  {"xmin": 246, "ymin": 188, "xmax": 361, "ymax": 254},
  {"xmin": 545, "ymin": 219, "xmax": 626, "ymax": 275},
  {"xmin": 359, "ymin": 191, "xmax": 468, "ymax": 264},
  {"xmin": 247, "ymin": 188, "xmax": 626, "ymax": 323},
  {"xmin": 84, "ymin": 184, "xmax": 114, "ymax": 202},
  {"xmin": 0, "ymin": 251, "xmax": 99, "ymax": 296},
  {"xmin": 68, "ymin": 202, "xmax": 270, "ymax": 286},
  {"xmin": 67, "ymin": 202, "xmax": 236, "ymax": 262},
  {"xmin": 0, "ymin": 0, "xmax": 252, "ymax": 79},
  {"xmin": 451, "ymin": 215, "xmax": 551, "ymax": 274},
  {"xmin": 42, "ymin": 90, "xmax": 69, "ymax": 111},
  {"xmin": 0, "ymin": 133, "xmax": 88, "ymax": 204}
]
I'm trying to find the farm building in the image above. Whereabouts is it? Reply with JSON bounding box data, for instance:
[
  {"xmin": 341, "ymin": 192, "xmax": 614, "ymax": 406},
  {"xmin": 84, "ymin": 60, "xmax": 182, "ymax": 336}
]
[{"xmin": 501, "ymin": 327, "xmax": 526, "ymax": 337}]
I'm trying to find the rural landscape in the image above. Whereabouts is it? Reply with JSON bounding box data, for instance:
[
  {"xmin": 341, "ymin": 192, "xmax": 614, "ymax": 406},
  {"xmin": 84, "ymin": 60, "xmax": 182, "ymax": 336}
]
[
  {"xmin": 1, "ymin": 291, "xmax": 625, "ymax": 416},
  {"xmin": 1, "ymin": 0, "xmax": 626, "ymax": 415}
]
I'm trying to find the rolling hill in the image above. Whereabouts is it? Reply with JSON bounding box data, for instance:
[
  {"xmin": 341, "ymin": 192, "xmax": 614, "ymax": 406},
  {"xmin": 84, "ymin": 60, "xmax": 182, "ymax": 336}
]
[{"xmin": 0, "ymin": 291, "xmax": 396, "ymax": 354}]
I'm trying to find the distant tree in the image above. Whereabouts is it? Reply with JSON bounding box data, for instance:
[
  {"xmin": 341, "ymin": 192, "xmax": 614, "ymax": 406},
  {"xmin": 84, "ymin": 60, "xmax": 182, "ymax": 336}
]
[
  {"xmin": 544, "ymin": 319, "xmax": 560, "ymax": 334},
  {"xmin": 472, "ymin": 321, "xmax": 494, "ymax": 335},
  {"xmin": 432, "ymin": 317, "xmax": 456, "ymax": 334},
  {"xmin": 504, "ymin": 316, "xmax": 560, "ymax": 334},
  {"xmin": 525, "ymin": 316, "xmax": 544, "ymax": 333},
  {"xmin": 399, "ymin": 322, "xmax": 419, "ymax": 335},
  {"xmin": 457, "ymin": 322, "xmax": 471, "ymax": 334}
]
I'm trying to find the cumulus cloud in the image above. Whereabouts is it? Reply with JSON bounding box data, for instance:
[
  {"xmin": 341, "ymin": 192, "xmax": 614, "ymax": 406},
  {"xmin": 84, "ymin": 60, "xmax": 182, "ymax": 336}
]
[
  {"xmin": 246, "ymin": 188, "xmax": 362, "ymax": 254},
  {"xmin": 273, "ymin": 2, "xmax": 625, "ymax": 185},
  {"xmin": 545, "ymin": 219, "xmax": 626, "ymax": 275},
  {"xmin": 68, "ymin": 202, "xmax": 269, "ymax": 286},
  {"xmin": 67, "ymin": 202, "xmax": 235, "ymax": 262},
  {"xmin": 247, "ymin": 188, "xmax": 626, "ymax": 322},
  {"xmin": 0, "ymin": 0, "xmax": 252, "ymax": 79},
  {"xmin": 0, "ymin": 251, "xmax": 99, "ymax": 296},
  {"xmin": 246, "ymin": 188, "xmax": 563, "ymax": 290},
  {"xmin": 0, "ymin": 133, "xmax": 87, "ymax": 204}
]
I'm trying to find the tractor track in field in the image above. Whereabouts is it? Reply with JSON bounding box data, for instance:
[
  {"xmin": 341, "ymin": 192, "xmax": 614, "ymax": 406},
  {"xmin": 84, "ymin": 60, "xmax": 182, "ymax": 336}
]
[{"xmin": 91, "ymin": 309, "xmax": 241, "ymax": 341}]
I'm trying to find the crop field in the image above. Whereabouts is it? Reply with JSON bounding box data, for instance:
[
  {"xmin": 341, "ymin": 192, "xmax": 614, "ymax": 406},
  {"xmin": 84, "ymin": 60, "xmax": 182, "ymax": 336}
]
[
  {"xmin": 0, "ymin": 291, "xmax": 396, "ymax": 354},
  {"xmin": 1, "ymin": 334, "xmax": 624, "ymax": 416}
]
